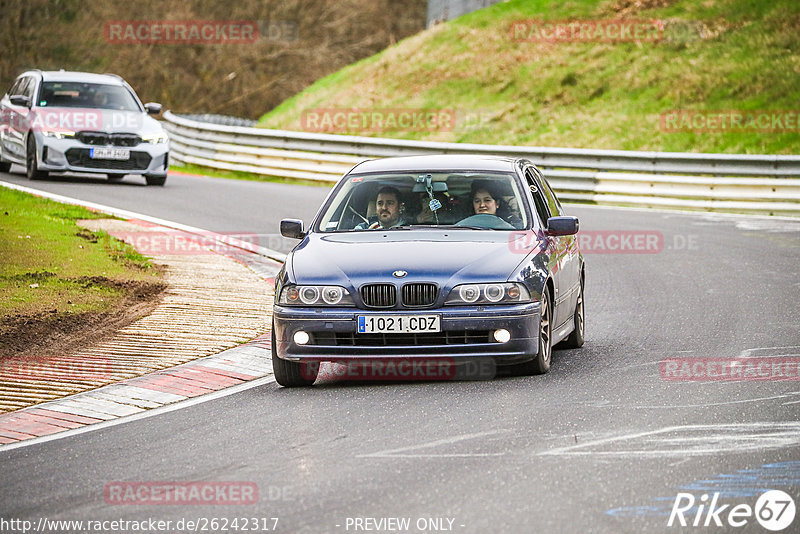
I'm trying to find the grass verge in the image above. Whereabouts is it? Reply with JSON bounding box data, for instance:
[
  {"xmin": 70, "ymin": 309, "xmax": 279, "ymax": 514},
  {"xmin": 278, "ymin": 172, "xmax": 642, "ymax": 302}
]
[
  {"xmin": 257, "ymin": 0, "xmax": 800, "ymax": 154},
  {"xmin": 0, "ymin": 187, "xmax": 163, "ymax": 344}
]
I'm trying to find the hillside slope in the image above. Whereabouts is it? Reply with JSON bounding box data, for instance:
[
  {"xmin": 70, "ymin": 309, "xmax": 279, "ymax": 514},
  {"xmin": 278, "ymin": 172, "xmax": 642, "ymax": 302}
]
[{"xmin": 258, "ymin": 0, "xmax": 800, "ymax": 154}]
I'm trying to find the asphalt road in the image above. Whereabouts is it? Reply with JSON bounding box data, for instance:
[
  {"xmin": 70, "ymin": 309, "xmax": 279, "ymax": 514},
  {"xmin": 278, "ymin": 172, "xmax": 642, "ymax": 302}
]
[{"xmin": 2, "ymin": 167, "xmax": 800, "ymax": 533}]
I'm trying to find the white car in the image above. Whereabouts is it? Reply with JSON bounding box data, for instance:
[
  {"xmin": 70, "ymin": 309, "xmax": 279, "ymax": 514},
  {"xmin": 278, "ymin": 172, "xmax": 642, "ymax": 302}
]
[{"xmin": 0, "ymin": 70, "xmax": 169, "ymax": 185}]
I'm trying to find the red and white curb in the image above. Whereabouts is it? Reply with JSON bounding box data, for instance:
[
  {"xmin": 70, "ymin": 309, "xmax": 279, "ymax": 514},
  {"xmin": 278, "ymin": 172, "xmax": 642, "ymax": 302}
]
[
  {"xmin": 0, "ymin": 179, "xmax": 283, "ymax": 450},
  {"xmin": 0, "ymin": 340, "xmax": 274, "ymax": 449}
]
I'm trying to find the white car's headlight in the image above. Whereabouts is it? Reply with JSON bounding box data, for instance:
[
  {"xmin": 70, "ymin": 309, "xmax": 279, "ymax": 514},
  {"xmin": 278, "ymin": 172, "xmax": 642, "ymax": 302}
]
[
  {"xmin": 279, "ymin": 285, "xmax": 355, "ymax": 306},
  {"xmin": 445, "ymin": 283, "xmax": 531, "ymax": 305},
  {"xmin": 42, "ymin": 131, "xmax": 75, "ymax": 139},
  {"xmin": 142, "ymin": 133, "xmax": 169, "ymax": 144}
]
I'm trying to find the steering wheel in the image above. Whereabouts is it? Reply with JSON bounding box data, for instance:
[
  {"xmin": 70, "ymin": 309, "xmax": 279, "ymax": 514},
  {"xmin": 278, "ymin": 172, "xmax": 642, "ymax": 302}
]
[{"xmin": 455, "ymin": 214, "xmax": 515, "ymax": 230}]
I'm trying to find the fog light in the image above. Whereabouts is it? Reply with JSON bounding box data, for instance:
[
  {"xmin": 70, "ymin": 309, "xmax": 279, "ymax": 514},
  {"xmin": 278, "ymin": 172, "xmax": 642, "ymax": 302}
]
[
  {"xmin": 293, "ymin": 331, "xmax": 310, "ymax": 345},
  {"xmin": 493, "ymin": 329, "xmax": 511, "ymax": 343}
]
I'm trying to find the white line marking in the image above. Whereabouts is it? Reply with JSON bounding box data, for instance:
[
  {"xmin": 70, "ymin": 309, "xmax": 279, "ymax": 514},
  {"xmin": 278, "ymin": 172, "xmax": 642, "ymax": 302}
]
[
  {"xmin": 738, "ymin": 346, "xmax": 800, "ymax": 357},
  {"xmin": 568, "ymin": 202, "xmax": 800, "ymax": 223},
  {"xmin": 539, "ymin": 422, "xmax": 800, "ymax": 457},
  {"xmin": 0, "ymin": 376, "xmax": 276, "ymax": 452},
  {"xmin": 585, "ymin": 392, "xmax": 800, "ymax": 409},
  {"xmin": 358, "ymin": 430, "xmax": 509, "ymax": 458}
]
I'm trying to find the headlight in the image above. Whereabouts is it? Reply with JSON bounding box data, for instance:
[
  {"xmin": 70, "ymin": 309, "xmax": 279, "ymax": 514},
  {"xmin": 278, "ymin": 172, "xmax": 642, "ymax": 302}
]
[
  {"xmin": 42, "ymin": 131, "xmax": 75, "ymax": 139},
  {"xmin": 445, "ymin": 283, "xmax": 531, "ymax": 305},
  {"xmin": 142, "ymin": 133, "xmax": 169, "ymax": 144},
  {"xmin": 279, "ymin": 285, "xmax": 355, "ymax": 306}
]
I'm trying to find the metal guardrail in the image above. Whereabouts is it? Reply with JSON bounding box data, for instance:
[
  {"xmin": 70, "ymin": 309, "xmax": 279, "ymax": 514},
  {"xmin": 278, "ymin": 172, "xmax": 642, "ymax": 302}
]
[{"xmin": 163, "ymin": 111, "xmax": 800, "ymax": 216}]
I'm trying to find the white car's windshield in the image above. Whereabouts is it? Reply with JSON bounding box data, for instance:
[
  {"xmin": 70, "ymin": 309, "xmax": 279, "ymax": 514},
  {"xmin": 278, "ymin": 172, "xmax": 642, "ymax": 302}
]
[
  {"xmin": 37, "ymin": 82, "xmax": 141, "ymax": 112},
  {"xmin": 318, "ymin": 171, "xmax": 528, "ymax": 232}
]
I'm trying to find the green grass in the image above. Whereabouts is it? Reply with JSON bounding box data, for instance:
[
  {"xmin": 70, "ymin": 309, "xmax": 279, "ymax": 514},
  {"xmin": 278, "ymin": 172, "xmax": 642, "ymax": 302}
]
[
  {"xmin": 257, "ymin": 0, "xmax": 800, "ymax": 154},
  {"xmin": 170, "ymin": 164, "xmax": 333, "ymax": 188},
  {"xmin": 0, "ymin": 187, "xmax": 161, "ymax": 319}
]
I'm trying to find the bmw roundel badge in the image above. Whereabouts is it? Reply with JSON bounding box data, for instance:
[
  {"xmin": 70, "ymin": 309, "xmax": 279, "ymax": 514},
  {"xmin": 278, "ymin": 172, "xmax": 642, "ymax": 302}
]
[{"xmin": 393, "ymin": 270, "xmax": 408, "ymax": 278}]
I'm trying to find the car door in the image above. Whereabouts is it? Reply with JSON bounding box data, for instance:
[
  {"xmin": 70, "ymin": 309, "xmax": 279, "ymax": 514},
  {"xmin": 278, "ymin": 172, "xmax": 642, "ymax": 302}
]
[
  {"xmin": 534, "ymin": 166, "xmax": 580, "ymax": 328},
  {"xmin": 523, "ymin": 166, "xmax": 566, "ymax": 325},
  {"xmin": 1, "ymin": 76, "xmax": 33, "ymax": 164}
]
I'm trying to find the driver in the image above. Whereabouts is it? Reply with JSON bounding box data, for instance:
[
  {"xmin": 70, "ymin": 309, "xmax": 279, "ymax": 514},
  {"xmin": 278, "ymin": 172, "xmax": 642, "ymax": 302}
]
[{"xmin": 356, "ymin": 186, "xmax": 408, "ymax": 229}]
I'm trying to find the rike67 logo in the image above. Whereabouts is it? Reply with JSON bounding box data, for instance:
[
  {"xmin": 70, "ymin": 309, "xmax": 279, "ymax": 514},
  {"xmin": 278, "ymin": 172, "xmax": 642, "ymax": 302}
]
[{"xmin": 668, "ymin": 490, "xmax": 796, "ymax": 531}]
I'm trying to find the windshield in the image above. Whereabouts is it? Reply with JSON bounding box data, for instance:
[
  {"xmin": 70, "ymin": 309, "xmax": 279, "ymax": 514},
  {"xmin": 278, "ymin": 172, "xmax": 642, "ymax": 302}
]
[
  {"xmin": 37, "ymin": 82, "xmax": 141, "ymax": 112},
  {"xmin": 317, "ymin": 171, "xmax": 528, "ymax": 232}
]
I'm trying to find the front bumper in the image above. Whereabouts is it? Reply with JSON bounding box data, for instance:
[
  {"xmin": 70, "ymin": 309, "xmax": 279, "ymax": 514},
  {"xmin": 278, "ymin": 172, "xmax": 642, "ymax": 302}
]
[
  {"xmin": 36, "ymin": 136, "xmax": 168, "ymax": 176},
  {"xmin": 273, "ymin": 302, "xmax": 541, "ymax": 366}
]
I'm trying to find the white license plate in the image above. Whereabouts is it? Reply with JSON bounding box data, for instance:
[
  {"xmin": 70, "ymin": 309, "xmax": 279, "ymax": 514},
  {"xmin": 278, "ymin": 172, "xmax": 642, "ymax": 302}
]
[
  {"xmin": 357, "ymin": 315, "xmax": 440, "ymax": 334},
  {"xmin": 90, "ymin": 148, "xmax": 130, "ymax": 160}
]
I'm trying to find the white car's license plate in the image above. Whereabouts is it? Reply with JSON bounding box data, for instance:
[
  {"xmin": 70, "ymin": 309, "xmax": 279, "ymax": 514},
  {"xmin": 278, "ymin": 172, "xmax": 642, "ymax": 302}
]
[
  {"xmin": 90, "ymin": 148, "xmax": 130, "ymax": 160},
  {"xmin": 357, "ymin": 315, "xmax": 440, "ymax": 334}
]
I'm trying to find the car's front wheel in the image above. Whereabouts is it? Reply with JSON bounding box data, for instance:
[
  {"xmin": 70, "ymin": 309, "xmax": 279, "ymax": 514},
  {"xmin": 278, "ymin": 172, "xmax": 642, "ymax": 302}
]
[
  {"xmin": 26, "ymin": 137, "xmax": 48, "ymax": 180},
  {"xmin": 513, "ymin": 290, "xmax": 552, "ymax": 375},
  {"xmin": 272, "ymin": 327, "xmax": 318, "ymax": 387}
]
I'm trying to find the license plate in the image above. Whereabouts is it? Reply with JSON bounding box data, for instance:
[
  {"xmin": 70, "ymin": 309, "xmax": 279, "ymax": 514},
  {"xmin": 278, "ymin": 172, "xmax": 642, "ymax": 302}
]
[
  {"xmin": 90, "ymin": 148, "xmax": 130, "ymax": 160},
  {"xmin": 358, "ymin": 315, "xmax": 440, "ymax": 334}
]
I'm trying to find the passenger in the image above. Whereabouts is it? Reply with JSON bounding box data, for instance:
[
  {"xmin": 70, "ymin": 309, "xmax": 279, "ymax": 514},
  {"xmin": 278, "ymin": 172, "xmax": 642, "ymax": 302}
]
[
  {"xmin": 471, "ymin": 180, "xmax": 504, "ymax": 216},
  {"xmin": 91, "ymin": 90, "xmax": 109, "ymax": 108},
  {"xmin": 468, "ymin": 180, "xmax": 521, "ymax": 228},
  {"xmin": 356, "ymin": 186, "xmax": 408, "ymax": 229}
]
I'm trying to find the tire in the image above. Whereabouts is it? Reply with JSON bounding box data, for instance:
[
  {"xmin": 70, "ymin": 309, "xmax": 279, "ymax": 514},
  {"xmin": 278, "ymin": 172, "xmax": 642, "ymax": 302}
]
[
  {"xmin": 26, "ymin": 137, "xmax": 48, "ymax": 180},
  {"xmin": 513, "ymin": 289, "xmax": 553, "ymax": 375},
  {"xmin": 107, "ymin": 173, "xmax": 125, "ymax": 182},
  {"xmin": 272, "ymin": 327, "xmax": 318, "ymax": 387},
  {"xmin": 558, "ymin": 276, "xmax": 585, "ymax": 349},
  {"xmin": 0, "ymin": 161, "xmax": 10, "ymax": 173},
  {"xmin": 145, "ymin": 174, "xmax": 166, "ymax": 186}
]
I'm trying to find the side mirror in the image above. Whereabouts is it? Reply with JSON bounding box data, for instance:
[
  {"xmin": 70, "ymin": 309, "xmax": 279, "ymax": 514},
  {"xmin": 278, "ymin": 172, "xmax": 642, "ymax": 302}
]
[
  {"xmin": 10, "ymin": 95, "xmax": 31, "ymax": 108},
  {"xmin": 546, "ymin": 216, "xmax": 579, "ymax": 236},
  {"xmin": 144, "ymin": 102, "xmax": 162, "ymax": 115},
  {"xmin": 280, "ymin": 218, "xmax": 305, "ymax": 239}
]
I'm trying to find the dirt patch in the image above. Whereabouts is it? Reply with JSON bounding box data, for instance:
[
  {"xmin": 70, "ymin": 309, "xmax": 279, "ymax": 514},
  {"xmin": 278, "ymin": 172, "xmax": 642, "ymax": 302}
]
[
  {"xmin": 608, "ymin": 0, "xmax": 677, "ymax": 16},
  {"xmin": 0, "ymin": 278, "xmax": 166, "ymax": 360}
]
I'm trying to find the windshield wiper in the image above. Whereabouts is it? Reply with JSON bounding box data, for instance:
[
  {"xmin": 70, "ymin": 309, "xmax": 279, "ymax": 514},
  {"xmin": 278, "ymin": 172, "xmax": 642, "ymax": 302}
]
[{"xmin": 402, "ymin": 224, "xmax": 492, "ymax": 231}]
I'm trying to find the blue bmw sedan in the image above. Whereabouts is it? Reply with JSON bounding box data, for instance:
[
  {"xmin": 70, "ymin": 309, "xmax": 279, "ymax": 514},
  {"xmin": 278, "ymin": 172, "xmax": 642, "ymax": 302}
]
[{"xmin": 273, "ymin": 155, "xmax": 585, "ymax": 386}]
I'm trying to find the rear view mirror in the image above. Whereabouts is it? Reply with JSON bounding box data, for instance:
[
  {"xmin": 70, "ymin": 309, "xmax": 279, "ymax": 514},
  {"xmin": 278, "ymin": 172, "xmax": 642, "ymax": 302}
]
[
  {"xmin": 546, "ymin": 216, "xmax": 579, "ymax": 236},
  {"xmin": 144, "ymin": 102, "xmax": 162, "ymax": 115},
  {"xmin": 10, "ymin": 95, "xmax": 31, "ymax": 108},
  {"xmin": 280, "ymin": 219, "xmax": 305, "ymax": 239},
  {"xmin": 411, "ymin": 182, "xmax": 448, "ymax": 193}
]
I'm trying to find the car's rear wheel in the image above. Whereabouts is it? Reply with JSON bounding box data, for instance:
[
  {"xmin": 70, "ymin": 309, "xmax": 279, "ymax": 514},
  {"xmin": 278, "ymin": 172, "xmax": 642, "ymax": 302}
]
[
  {"xmin": 513, "ymin": 290, "xmax": 552, "ymax": 375},
  {"xmin": 558, "ymin": 276, "xmax": 584, "ymax": 349},
  {"xmin": 145, "ymin": 174, "xmax": 166, "ymax": 186},
  {"xmin": 26, "ymin": 137, "xmax": 48, "ymax": 180},
  {"xmin": 272, "ymin": 327, "xmax": 318, "ymax": 387},
  {"xmin": 107, "ymin": 173, "xmax": 125, "ymax": 182}
]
